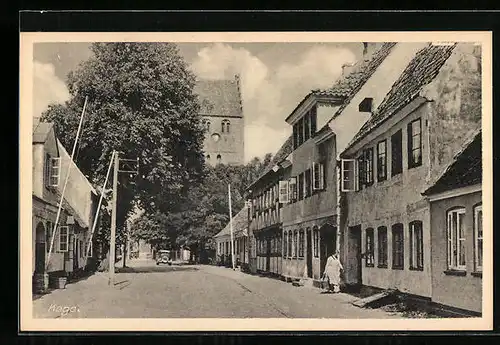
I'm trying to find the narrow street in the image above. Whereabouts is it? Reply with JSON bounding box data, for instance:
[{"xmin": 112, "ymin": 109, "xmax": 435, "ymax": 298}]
[{"xmin": 33, "ymin": 259, "xmax": 398, "ymax": 319}]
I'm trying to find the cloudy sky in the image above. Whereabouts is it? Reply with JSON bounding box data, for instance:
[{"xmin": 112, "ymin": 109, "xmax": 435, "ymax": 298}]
[{"xmin": 33, "ymin": 42, "xmax": 364, "ymax": 162}]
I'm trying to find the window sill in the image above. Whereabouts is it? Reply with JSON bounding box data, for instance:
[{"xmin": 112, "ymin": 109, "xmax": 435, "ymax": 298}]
[
  {"xmin": 409, "ymin": 266, "xmax": 424, "ymax": 271},
  {"xmin": 443, "ymin": 270, "xmax": 466, "ymax": 276},
  {"xmin": 471, "ymin": 271, "xmax": 482, "ymax": 278},
  {"xmin": 377, "ymin": 264, "xmax": 388, "ymax": 269},
  {"xmin": 392, "ymin": 266, "xmax": 404, "ymax": 270},
  {"xmin": 365, "ymin": 263, "xmax": 375, "ymax": 268}
]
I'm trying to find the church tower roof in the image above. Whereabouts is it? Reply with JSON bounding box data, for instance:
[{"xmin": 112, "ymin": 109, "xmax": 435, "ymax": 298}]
[{"xmin": 194, "ymin": 75, "xmax": 243, "ymax": 118}]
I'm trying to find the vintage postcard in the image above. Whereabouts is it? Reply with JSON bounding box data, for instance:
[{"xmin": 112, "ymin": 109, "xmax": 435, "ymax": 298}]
[{"xmin": 19, "ymin": 31, "xmax": 492, "ymax": 332}]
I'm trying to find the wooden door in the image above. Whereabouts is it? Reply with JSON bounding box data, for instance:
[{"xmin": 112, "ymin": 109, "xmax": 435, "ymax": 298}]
[{"xmin": 345, "ymin": 225, "xmax": 362, "ymax": 286}]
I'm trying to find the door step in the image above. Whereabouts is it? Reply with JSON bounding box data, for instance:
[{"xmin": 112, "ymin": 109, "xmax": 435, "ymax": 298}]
[{"xmin": 352, "ymin": 289, "xmax": 397, "ymax": 308}]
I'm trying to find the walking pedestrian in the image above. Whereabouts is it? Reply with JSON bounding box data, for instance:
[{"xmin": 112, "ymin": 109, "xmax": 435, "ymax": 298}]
[{"xmin": 322, "ymin": 250, "xmax": 343, "ymax": 293}]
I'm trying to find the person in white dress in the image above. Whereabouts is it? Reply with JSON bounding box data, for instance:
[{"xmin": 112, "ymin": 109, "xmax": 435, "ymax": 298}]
[{"xmin": 322, "ymin": 250, "xmax": 343, "ymax": 293}]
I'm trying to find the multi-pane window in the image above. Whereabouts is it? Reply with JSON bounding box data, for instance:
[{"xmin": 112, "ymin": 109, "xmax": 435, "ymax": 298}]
[
  {"xmin": 474, "ymin": 204, "xmax": 483, "ymax": 272},
  {"xmin": 298, "ymin": 118, "xmax": 304, "ymax": 147},
  {"xmin": 58, "ymin": 226, "xmax": 69, "ymax": 252},
  {"xmin": 377, "ymin": 226, "xmax": 388, "ymax": 268},
  {"xmin": 45, "ymin": 155, "xmax": 61, "ymax": 188},
  {"xmin": 288, "ymin": 231, "xmax": 293, "ymax": 258},
  {"xmin": 298, "ymin": 173, "xmax": 304, "ymax": 200},
  {"xmin": 392, "ymin": 223, "xmax": 404, "ymax": 269},
  {"xmin": 293, "ymin": 230, "xmax": 298, "ymax": 257},
  {"xmin": 409, "ymin": 220, "xmax": 424, "ymax": 270},
  {"xmin": 313, "ymin": 228, "xmax": 319, "ymax": 257},
  {"xmin": 310, "ymin": 106, "xmax": 317, "ymax": 135},
  {"xmin": 341, "ymin": 159, "xmax": 358, "ymax": 192},
  {"xmin": 408, "ymin": 118, "xmax": 422, "ymax": 168},
  {"xmin": 278, "ymin": 180, "xmax": 289, "ymax": 204},
  {"xmin": 365, "ymin": 228, "xmax": 375, "ymax": 267},
  {"xmin": 357, "ymin": 155, "xmax": 365, "ymax": 187},
  {"xmin": 313, "ymin": 162, "xmax": 325, "ymax": 191},
  {"xmin": 377, "ymin": 140, "xmax": 387, "ymax": 182},
  {"xmin": 289, "ymin": 177, "xmax": 297, "ymax": 202},
  {"xmin": 304, "ymin": 113, "xmax": 311, "ymax": 142},
  {"xmin": 363, "ymin": 148, "xmax": 374, "ymax": 186},
  {"xmin": 299, "ymin": 230, "xmax": 305, "ymax": 258},
  {"xmin": 305, "ymin": 169, "xmax": 312, "ymax": 197},
  {"xmin": 391, "ymin": 129, "xmax": 403, "ymax": 176},
  {"xmin": 283, "ymin": 231, "xmax": 288, "ymax": 258},
  {"xmin": 447, "ymin": 208, "xmax": 466, "ymax": 270}
]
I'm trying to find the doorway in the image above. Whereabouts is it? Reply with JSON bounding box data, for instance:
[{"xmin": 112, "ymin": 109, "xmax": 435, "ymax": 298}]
[
  {"xmin": 319, "ymin": 224, "xmax": 337, "ymax": 275},
  {"xmin": 346, "ymin": 225, "xmax": 362, "ymax": 287},
  {"xmin": 35, "ymin": 222, "xmax": 46, "ymax": 273},
  {"xmin": 306, "ymin": 228, "xmax": 313, "ymax": 278}
]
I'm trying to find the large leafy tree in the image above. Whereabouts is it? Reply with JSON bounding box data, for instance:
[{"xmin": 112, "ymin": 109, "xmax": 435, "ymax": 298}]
[{"xmin": 42, "ymin": 43, "xmax": 206, "ymax": 244}]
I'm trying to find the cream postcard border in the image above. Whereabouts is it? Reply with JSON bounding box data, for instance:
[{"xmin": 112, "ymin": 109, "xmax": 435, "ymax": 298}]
[{"xmin": 19, "ymin": 31, "xmax": 493, "ymax": 332}]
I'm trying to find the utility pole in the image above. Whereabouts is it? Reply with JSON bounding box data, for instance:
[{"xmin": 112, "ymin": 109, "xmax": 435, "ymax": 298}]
[{"xmin": 109, "ymin": 151, "xmax": 119, "ymax": 286}]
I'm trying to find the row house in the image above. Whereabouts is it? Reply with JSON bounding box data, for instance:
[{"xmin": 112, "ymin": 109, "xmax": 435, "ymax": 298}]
[
  {"xmin": 276, "ymin": 41, "xmax": 429, "ymax": 286},
  {"xmin": 246, "ymin": 137, "xmax": 293, "ymax": 276},
  {"xmin": 423, "ymin": 131, "xmax": 483, "ymax": 315},
  {"xmin": 338, "ymin": 43, "xmax": 482, "ymax": 311},
  {"xmin": 214, "ymin": 205, "xmax": 249, "ymax": 268},
  {"xmin": 32, "ymin": 121, "xmax": 100, "ymax": 293}
]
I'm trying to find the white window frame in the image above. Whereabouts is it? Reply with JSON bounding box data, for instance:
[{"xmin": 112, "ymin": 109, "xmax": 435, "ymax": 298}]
[
  {"xmin": 474, "ymin": 205, "xmax": 483, "ymax": 272},
  {"xmin": 447, "ymin": 208, "xmax": 466, "ymax": 271},
  {"xmin": 58, "ymin": 226, "xmax": 69, "ymax": 252},
  {"xmin": 278, "ymin": 180, "xmax": 290, "ymax": 204},
  {"xmin": 409, "ymin": 221, "xmax": 424, "ymax": 270},
  {"xmin": 341, "ymin": 159, "xmax": 358, "ymax": 192},
  {"xmin": 48, "ymin": 157, "xmax": 61, "ymax": 187},
  {"xmin": 289, "ymin": 177, "xmax": 297, "ymax": 201}
]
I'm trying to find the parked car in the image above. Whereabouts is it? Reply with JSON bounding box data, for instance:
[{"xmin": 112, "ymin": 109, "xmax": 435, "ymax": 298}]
[{"xmin": 156, "ymin": 250, "xmax": 172, "ymax": 265}]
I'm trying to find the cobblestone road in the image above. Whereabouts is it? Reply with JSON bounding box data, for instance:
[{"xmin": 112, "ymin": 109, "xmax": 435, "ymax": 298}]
[{"xmin": 33, "ymin": 259, "xmax": 399, "ymax": 319}]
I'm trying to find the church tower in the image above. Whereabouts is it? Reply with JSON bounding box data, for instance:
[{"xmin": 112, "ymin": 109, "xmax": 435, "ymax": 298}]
[{"xmin": 194, "ymin": 75, "xmax": 245, "ymax": 166}]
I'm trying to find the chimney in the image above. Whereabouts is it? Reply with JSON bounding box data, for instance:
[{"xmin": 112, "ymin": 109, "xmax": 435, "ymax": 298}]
[{"xmin": 341, "ymin": 63, "xmax": 355, "ymax": 76}]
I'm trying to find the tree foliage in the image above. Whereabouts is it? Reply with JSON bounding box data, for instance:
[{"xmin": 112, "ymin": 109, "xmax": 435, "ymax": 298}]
[{"xmin": 41, "ymin": 43, "xmax": 206, "ymax": 241}]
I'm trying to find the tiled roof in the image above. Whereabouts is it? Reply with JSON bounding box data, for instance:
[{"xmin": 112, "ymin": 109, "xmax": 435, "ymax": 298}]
[
  {"xmin": 246, "ymin": 135, "xmax": 294, "ymax": 191},
  {"xmin": 423, "ymin": 131, "xmax": 482, "ymax": 195},
  {"xmin": 33, "ymin": 122, "xmax": 55, "ymax": 144},
  {"xmin": 285, "ymin": 43, "xmax": 396, "ymax": 123},
  {"xmin": 194, "ymin": 77, "xmax": 243, "ymax": 117},
  {"xmin": 345, "ymin": 44, "xmax": 457, "ymax": 151},
  {"xmin": 328, "ymin": 42, "xmax": 397, "ymax": 119},
  {"xmin": 214, "ymin": 206, "xmax": 248, "ymax": 238}
]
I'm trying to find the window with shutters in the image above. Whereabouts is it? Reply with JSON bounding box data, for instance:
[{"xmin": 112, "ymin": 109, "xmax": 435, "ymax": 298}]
[
  {"xmin": 341, "ymin": 159, "xmax": 358, "ymax": 192},
  {"xmin": 447, "ymin": 208, "xmax": 466, "ymax": 271},
  {"xmin": 298, "ymin": 118, "xmax": 304, "ymax": 146},
  {"xmin": 312, "ymin": 162, "xmax": 325, "ymax": 191},
  {"xmin": 377, "ymin": 140, "xmax": 387, "ymax": 182},
  {"xmin": 474, "ymin": 204, "xmax": 483, "ymax": 272},
  {"xmin": 298, "ymin": 173, "xmax": 304, "ymax": 200},
  {"xmin": 288, "ymin": 231, "xmax": 293, "ymax": 258},
  {"xmin": 305, "ymin": 169, "xmax": 312, "ymax": 197},
  {"xmin": 377, "ymin": 226, "xmax": 388, "ymax": 268},
  {"xmin": 409, "ymin": 220, "xmax": 424, "ymax": 270},
  {"xmin": 365, "ymin": 228, "xmax": 375, "ymax": 267},
  {"xmin": 408, "ymin": 118, "xmax": 422, "ymax": 169},
  {"xmin": 391, "ymin": 129, "xmax": 403, "ymax": 176},
  {"xmin": 289, "ymin": 177, "xmax": 297, "ymax": 202},
  {"xmin": 364, "ymin": 148, "xmax": 374, "ymax": 186},
  {"xmin": 278, "ymin": 180, "xmax": 289, "ymax": 204},
  {"xmin": 392, "ymin": 223, "xmax": 404, "ymax": 269}
]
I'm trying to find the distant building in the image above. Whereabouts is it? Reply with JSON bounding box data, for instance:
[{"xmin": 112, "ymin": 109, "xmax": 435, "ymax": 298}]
[
  {"xmin": 214, "ymin": 206, "xmax": 249, "ymax": 269},
  {"xmin": 194, "ymin": 75, "xmax": 245, "ymax": 166}
]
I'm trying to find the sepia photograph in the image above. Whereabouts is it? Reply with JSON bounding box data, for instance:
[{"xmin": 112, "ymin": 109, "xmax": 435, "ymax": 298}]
[{"xmin": 19, "ymin": 31, "xmax": 492, "ymax": 331}]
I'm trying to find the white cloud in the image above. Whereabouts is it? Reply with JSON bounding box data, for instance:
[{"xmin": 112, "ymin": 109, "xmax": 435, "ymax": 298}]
[
  {"xmin": 33, "ymin": 61, "xmax": 70, "ymax": 118},
  {"xmin": 191, "ymin": 43, "xmax": 357, "ymax": 162}
]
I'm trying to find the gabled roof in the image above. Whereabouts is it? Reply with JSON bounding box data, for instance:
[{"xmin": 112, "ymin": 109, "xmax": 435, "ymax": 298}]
[
  {"xmin": 214, "ymin": 206, "xmax": 248, "ymax": 238},
  {"xmin": 285, "ymin": 43, "xmax": 396, "ymax": 123},
  {"xmin": 33, "ymin": 122, "xmax": 55, "ymax": 144},
  {"xmin": 194, "ymin": 76, "xmax": 243, "ymax": 117},
  {"xmin": 246, "ymin": 135, "xmax": 294, "ymax": 191},
  {"xmin": 423, "ymin": 131, "xmax": 482, "ymax": 196},
  {"xmin": 345, "ymin": 44, "xmax": 457, "ymax": 152}
]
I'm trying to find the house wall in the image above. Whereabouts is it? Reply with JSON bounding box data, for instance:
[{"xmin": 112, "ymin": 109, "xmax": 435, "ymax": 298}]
[
  {"xmin": 421, "ymin": 43, "xmax": 482, "ymax": 183},
  {"xmin": 430, "ymin": 190, "xmax": 482, "ymax": 313},
  {"xmin": 330, "ymin": 42, "xmax": 429, "ymax": 159},
  {"xmin": 343, "ymin": 104, "xmax": 433, "ymax": 297},
  {"xmin": 203, "ymin": 116, "xmax": 244, "ymax": 166}
]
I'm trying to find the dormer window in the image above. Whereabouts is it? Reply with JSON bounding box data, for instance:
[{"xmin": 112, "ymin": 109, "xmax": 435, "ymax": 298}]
[
  {"xmin": 359, "ymin": 97, "xmax": 373, "ymax": 113},
  {"xmin": 292, "ymin": 106, "xmax": 318, "ymax": 150},
  {"xmin": 44, "ymin": 154, "xmax": 61, "ymax": 188}
]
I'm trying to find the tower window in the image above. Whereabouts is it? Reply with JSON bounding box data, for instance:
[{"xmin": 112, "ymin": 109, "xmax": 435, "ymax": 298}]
[
  {"xmin": 217, "ymin": 154, "xmax": 222, "ymax": 163},
  {"xmin": 204, "ymin": 120, "xmax": 211, "ymax": 132},
  {"xmin": 222, "ymin": 119, "xmax": 230, "ymax": 133}
]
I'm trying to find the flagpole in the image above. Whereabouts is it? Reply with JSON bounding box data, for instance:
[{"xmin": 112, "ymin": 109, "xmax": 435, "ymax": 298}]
[
  {"xmin": 46, "ymin": 96, "xmax": 88, "ymax": 269},
  {"xmin": 228, "ymin": 183, "xmax": 235, "ymax": 270}
]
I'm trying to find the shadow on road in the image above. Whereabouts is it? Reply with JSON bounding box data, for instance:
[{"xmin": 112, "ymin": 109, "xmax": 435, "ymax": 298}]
[{"xmin": 115, "ymin": 265, "xmax": 199, "ymax": 274}]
